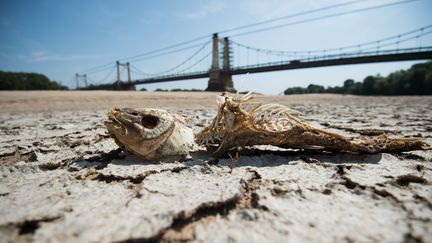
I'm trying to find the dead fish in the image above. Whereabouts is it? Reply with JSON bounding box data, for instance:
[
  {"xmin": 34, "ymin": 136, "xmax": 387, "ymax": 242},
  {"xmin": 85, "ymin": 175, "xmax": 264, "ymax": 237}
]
[
  {"xmin": 104, "ymin": 108, "xmax": 195, "ymax": 161},
  {"xmin": 195, "ymin": 92, "xmax": 430, "ymax": 156}
]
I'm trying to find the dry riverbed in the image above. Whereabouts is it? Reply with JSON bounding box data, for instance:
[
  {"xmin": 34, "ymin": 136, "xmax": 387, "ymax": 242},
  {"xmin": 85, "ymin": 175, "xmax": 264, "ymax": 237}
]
[{"xmin": 0, "ymin": 91, "xmax": 431, "ymax": 242}]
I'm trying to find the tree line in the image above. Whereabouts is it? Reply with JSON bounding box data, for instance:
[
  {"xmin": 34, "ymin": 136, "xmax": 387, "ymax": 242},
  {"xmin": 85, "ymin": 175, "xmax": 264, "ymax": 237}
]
[
  {"xmin": 79, "ymin": 83, "xmax": 117, "ymax": 90},
  {"xmin": 284, "ymin": 61, "xmax": 432, "ymax": 95},
  {"xmin": 0, "ymin": 71, "xmax": 68, "ymax": 90}
]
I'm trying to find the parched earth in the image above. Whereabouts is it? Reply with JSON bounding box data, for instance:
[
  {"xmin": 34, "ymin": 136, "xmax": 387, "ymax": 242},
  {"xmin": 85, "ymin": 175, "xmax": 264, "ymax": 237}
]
[{"xmin": 0, "ymin": 92, "xmax": 431, "ymax": 242}]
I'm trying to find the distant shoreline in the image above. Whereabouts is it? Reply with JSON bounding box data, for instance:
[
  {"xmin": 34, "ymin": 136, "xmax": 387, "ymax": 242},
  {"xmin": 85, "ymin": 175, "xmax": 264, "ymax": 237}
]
[{"xmin": 0, "ymin": 91, "xmax": 430, "ymax": 113}]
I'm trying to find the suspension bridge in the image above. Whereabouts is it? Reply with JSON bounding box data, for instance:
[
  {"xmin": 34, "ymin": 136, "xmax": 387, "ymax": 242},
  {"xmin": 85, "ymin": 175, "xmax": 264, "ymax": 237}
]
[{"xmin": 75, "ymin": 1, "xmax": 432, "ymax": 91}]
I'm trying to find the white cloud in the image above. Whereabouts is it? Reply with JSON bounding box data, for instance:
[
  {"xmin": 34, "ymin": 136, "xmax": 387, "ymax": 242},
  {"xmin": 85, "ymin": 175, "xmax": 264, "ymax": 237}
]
[
  {"xmin": 179, "ymin": 1, "xmax": 226, "ymax": 19},
  {"xmin": 19, "ymin": 51, "xmax": 97, "ymax": 62}
]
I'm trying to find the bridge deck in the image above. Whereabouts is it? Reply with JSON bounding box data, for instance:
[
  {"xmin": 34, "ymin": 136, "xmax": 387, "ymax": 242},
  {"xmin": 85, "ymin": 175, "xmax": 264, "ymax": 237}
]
[{"xmin": 127, "ymin": 48, "xmax": 432, "ymax": 85}]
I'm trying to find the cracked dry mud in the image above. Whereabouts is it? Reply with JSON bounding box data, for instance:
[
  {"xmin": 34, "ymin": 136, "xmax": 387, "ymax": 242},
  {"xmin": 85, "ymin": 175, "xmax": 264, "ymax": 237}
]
[{"xmin": 0, "ymin": 93, "xmax": 431, "ymax": 243}]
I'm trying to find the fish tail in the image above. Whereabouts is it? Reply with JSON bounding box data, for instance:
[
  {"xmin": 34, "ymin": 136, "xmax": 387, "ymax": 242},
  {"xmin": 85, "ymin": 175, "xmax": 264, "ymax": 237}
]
[{"xmin": 354, "ymin": 134, "xmax": 430, "ymax": 153}]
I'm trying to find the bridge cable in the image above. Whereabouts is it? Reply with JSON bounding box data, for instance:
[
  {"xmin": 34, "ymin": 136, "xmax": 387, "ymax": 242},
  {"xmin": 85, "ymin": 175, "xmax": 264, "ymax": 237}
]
[
  {"xmin": 130, "ymin": 50, "xmax": 212, "ymax": 79},
  {"xmin": 120, "ymin": 36, "xmax": 211, "ymax": 63},
  {"xmin": 230, "ymin": 30, "xmax": 432, "ymax": 68},
  {"xmin": 130, "ymin": 64, "xmax": 152, "ymax": 77},
  {"xmin": 126, "ymin": 41, "xmax": 209, "ymax": 63},
  {"xmin": 218, "ymin": 0, "xmax": 372, "ymax": 35},
  {"xmin": 78, "ymin": 0, "xmax": 374, "ymax": 74},
  {"xmin": 78, "ymin": 0, "xmax": 420, "ymax": 79},
  {"xmin": 227, "ymin": 0, "xmax": 418, "ymax": 38},
  {"xmin": 358, "ymin": 30, "xmax": 432, "ymax": 52},
  {"xmin": 176, "ymin": 51, "xmax": 212, "ymax": 74},
  {"xmin": 81, "ymin": 63, "xmax": 116, "ymax": 75},
  {"xmin": 148, "ymin": 40, "xmax": 211, "ymax": 76},
  {"xmin": 230, "ymin": 24, "xmax": 432, "ymax": 56},
  {"xmin": 93, "ymin": 65, "xmax": 117, "ymax": 84}
]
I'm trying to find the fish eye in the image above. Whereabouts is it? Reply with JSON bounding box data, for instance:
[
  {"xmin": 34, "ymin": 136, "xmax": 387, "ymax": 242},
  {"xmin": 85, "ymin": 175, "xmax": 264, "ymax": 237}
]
[
  {"xmin": 141, "ymin": 115, "xmax": 159, "ymax": 129},
  {"xmin": 131, "ymin": 112, "xmax": 139, "ymax": 116}
]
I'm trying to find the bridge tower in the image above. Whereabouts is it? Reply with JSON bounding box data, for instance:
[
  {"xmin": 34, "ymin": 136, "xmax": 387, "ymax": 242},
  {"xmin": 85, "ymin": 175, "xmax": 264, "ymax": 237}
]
[
  {"xmin": 221, "ymin": 37, "xmax": 235, "ymax": 92},
  {"xmin": 75, "ymin": 73, "xmax": 88, "ymax": 89},
  {"xmin": 116, "ymin": 61, "xmax": 136, "ymax": 90},
  {"xmin": 206, "ymin": 33, "xmax": 235, "ymax": 92}
]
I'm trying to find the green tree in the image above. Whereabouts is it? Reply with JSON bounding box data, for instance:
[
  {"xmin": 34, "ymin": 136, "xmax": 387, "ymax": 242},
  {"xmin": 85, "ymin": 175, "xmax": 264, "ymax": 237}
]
[
  {"xmin": 343, "ymin": 79, "xmax": 354, "ymax": 89},
  {"xmin": 362, "ymin": 76, "xmax": 376, "ymax": 95},
  {"xmin": 0, "ymin": 71, "xmax": 68, "ymax": 90},
  {"xmin": 284, "ymin": 86, "xmax": 306, "ymax": 95},
  {"xmin": 306, "ymin": 84, "xmax": 325, "ymax": 93}
]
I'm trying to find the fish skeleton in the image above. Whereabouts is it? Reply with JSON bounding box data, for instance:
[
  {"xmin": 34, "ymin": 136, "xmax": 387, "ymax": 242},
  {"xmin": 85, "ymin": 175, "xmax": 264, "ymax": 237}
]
[
  {"xmin": 195, "ymin": 92, "xmax": 429, "ymax": 157},
  {"xmin": 105, "ymin": 94, "xmax": 429, "ymax": 160}
]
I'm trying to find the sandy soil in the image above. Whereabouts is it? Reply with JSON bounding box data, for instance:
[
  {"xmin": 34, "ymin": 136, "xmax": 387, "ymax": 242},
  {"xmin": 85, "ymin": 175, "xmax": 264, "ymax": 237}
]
[
  {"xmin": 0, "ymin": 91, "xmax": 431, "ymax": 242},
  {"xmin": 0, "ymin": 90, "xmax": 376, "ymax": 112}
]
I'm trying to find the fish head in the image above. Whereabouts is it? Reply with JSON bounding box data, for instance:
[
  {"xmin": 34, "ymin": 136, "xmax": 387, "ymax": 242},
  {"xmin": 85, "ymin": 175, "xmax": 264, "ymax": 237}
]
[{"xmin": 104, "ymin": 108, "xmax": 175, "ymax": 156}]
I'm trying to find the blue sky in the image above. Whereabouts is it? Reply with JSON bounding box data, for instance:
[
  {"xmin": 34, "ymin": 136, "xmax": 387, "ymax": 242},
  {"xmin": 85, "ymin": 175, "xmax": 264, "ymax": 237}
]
[{"xmin": 0, "ymin": 0, "xmax": 431, "ymax": 94}]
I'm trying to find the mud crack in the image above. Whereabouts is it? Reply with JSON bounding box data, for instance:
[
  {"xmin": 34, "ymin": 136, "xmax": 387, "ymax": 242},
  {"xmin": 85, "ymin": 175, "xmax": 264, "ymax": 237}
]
[
  {"xmin": 17, "ymin": 216, "xmax": 61, "ymax": 235},
  {"xmin": 119, "ymin": 168, "xmax": 265, "ymax": 243},
  {"xmin": 330, "ymin": 165, "xmax": 365, "ymax": 190},
  {"xmin": 0, "ymin": 215, "xmax": 62, "ymax": 242},
  {"xmin": 238, "ymin": 168, "xmax": 265, "ymax": 209},
  {"xmin": 75, "ymin": 166, "xmax": 188, "ymax": 184},
  {"xmin": 120, "ymin": 196, "xmax": 240, "ymax": 243},
  {"xmin": 394, "ymin": 174, "xmax": 428, "ymax": 187},
  {"xmin": 84, "ymin": 148, "xmax": 125, "ymax": 163},
  {"xmin": 328, "ymin": 165, "xmax": 430, "ymax": 241}
]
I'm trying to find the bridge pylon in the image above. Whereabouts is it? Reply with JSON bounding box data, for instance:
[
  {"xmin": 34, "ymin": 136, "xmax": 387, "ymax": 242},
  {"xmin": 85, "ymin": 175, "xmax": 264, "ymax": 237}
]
[
  {"xmin": 75, "ymin": 73, "xmax": 88, "ymax": 90},
  {"xmin": 115, "ymin": 61, "xmax": 136, "ymax": 90},
  {"xmin": 206, "ymin": 33, "xmax": 235, "ymax": 92}
]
